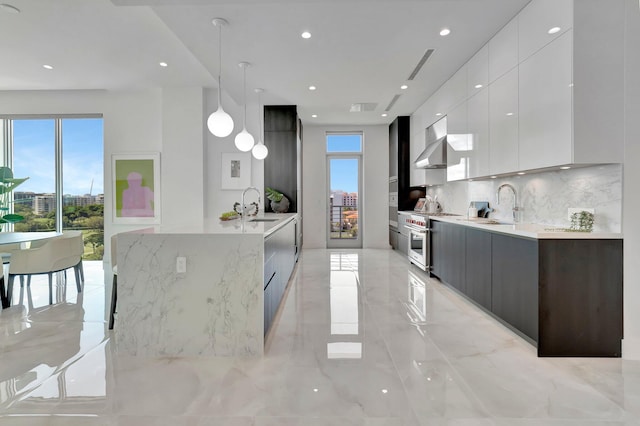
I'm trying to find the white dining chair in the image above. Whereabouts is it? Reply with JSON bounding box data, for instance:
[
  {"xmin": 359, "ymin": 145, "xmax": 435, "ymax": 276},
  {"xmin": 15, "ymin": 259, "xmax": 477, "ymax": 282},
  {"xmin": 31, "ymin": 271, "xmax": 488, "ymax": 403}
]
[{"xmin": 7, "ymin": 232, "xmax": 84, "ymax": 306}]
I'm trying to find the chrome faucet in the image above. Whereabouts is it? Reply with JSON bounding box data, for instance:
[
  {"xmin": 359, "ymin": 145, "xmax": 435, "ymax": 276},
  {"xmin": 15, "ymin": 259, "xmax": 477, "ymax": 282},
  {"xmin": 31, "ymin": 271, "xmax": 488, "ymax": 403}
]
[
  {"xmin": 241, "ymin": 186, "xmax": 261, "ymax": 219},
  {"xmin": 496, "ymin": 183, "xmax": 521, "ymax": 222}
]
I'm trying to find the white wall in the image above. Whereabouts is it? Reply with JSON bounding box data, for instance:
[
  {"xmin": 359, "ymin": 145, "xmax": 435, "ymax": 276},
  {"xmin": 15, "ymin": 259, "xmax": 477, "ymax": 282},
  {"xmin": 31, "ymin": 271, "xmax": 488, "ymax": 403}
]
[
  {"xmin": 302, "ymin": 124, "xmax": 388, "ymax": 249},
  {"xmin": 161, "ymin": 87, "xmax": 205, "ymax": 227},
  {"xmin": 623, "ymin": 0, "xmax": 640, "ymax": 359}
]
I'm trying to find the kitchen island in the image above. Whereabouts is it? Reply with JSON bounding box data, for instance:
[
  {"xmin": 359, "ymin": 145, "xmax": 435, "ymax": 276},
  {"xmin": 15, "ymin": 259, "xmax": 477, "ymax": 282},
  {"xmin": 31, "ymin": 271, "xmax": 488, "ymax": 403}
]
[
  {"xmin": 428, "ymin": 216, "xmax": 623, "ymax": 357},
  {"xmin": 114, "ymin": 213, "xmax": 298, "ymax": 357}
]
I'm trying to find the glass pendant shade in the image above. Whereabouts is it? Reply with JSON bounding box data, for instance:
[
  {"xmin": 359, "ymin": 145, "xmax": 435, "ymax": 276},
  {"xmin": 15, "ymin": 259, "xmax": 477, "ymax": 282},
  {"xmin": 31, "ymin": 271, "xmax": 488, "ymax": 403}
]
[
  {"xmin": 207, "ymin": 105, "xmax": 234, "ymax": 137},
  {"xmin": 252, "ymin": 141, "xmax": 268, "ymax": 160},
  {"xmin": 234, "ymin": 127, "xmax": 255, "ymax": 151}
]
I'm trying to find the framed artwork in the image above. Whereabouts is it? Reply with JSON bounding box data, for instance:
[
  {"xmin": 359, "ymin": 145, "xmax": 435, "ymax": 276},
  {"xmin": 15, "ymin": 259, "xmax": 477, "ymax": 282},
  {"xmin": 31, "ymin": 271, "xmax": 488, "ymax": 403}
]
[
  {"xmin": 112, "ymin": 153, "xmax": 161, "ymax": 224},
  {"xmin": 221, "ymin": 152, "xmax": 251, "ymax": 190}
]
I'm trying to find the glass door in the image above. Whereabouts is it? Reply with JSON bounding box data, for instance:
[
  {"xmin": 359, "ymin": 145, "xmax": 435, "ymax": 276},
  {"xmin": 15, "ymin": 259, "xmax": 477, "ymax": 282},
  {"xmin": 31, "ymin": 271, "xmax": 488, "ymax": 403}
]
[{"xmin": 327, "ymin": 155, "xmax": 362, "ymax": 248}]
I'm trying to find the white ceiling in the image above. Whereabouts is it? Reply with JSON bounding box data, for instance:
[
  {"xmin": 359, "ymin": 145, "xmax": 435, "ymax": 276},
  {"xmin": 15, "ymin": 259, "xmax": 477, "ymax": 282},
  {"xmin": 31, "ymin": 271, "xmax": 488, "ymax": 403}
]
[{"xmin": 0, "ymin": 0, "xmax": 531, "ymax": 125}]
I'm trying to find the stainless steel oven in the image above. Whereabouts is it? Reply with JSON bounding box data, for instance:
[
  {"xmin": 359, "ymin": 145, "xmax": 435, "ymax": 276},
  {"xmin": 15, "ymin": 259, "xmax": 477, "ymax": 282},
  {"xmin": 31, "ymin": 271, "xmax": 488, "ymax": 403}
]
[{"xmin": 406, "ymin": 214, "xmax": 429, "ymax": 271}]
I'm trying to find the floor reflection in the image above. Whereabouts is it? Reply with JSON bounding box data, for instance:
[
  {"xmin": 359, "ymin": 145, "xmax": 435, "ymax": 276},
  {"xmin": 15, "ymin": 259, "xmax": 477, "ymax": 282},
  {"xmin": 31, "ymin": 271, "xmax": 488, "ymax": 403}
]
[
  {"xmin": 328, "ymin": 252, "xmax": 362, "ymax": 359},
  {"xmin": 0, "ymin": 261, "xmax": 108, "ymax": 411}
]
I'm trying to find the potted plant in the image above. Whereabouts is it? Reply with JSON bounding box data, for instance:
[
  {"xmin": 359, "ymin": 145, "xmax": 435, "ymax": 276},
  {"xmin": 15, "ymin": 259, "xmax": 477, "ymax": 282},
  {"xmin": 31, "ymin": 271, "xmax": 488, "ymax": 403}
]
[
  {"xmin": 0, "ymin": 167, "xmax": 29, "ymax": 231},
  {"xmin": 265, "ymin": 187, "xmax": 290, "ymax": 213}
]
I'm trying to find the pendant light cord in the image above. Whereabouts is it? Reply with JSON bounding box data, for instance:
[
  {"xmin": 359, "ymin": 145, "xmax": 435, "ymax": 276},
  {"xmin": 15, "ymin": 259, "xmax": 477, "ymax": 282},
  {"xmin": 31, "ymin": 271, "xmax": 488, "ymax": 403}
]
[
  {"xmin": 217, "ymin": 23, "xmax": 223, "ymax": 106},
  {"xmin": 242, "ymin": 65, "xmax": 247, "ymax": 128},
  {"xmin": 258, "ymin": 90, "xmax": 262, "ymax": 142}
]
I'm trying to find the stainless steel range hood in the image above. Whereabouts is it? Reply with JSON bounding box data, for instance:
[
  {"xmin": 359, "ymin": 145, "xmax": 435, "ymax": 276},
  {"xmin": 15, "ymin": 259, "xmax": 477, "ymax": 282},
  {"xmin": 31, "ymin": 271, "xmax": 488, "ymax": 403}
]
[{"xmin": 414, "ymin": 135, "xmax": 447, "ymax": 169}]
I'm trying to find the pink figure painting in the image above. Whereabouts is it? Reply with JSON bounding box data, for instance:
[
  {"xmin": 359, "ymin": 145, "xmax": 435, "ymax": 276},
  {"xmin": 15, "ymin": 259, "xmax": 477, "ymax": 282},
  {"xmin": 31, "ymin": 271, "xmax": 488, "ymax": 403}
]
[{"xmin": 121, "ymin": 171, "xmax": 154, "ymax": 217}]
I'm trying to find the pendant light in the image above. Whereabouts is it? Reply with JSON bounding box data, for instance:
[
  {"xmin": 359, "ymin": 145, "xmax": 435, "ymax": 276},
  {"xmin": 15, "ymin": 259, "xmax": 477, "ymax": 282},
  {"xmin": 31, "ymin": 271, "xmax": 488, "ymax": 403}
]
[
  {"xmin": 252, "ymin": 88, "xmax": 269, "ymax": 160},
  {"xmin": 207, "ymin": 18, "xmax": 234, "ymax": 138},
  {"xmin": 234, "ymin": 62, "xmax": 255, "ymax": 152}
]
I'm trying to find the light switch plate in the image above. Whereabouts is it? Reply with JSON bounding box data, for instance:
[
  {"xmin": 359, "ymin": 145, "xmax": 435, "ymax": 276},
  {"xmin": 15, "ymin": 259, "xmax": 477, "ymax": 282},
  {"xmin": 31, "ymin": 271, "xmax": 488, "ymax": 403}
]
[
  {"xmin": 176, "ymin": 256, "xmax": 187, "ymax": 273},
  {"xmin": 568, "ymin": 208, "xmax": 594, "ymax": 220}
]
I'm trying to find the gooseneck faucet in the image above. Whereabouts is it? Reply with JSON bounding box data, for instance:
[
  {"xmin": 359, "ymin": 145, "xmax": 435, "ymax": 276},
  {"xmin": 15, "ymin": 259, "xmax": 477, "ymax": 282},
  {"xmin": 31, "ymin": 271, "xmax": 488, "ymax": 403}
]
[
  {"xmin": 241, "ymin": 186, "xmax": 261, "ymax": 219},
  {"xmin": 496, "ymin": 183, "xmax": 521, "ymax": 223}
]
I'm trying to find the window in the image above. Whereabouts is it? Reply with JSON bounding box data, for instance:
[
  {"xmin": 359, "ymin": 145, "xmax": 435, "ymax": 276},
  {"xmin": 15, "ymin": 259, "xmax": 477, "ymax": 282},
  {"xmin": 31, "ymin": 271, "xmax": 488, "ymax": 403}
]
[{"xmin": 1, "ymin": 116, "xmax": 104, "ymax": 259}]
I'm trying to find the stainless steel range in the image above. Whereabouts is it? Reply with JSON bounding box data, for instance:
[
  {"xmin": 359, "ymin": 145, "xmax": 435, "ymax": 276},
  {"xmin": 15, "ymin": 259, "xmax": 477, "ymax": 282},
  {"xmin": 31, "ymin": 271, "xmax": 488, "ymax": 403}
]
[{"xmin": 404, "ymin": 212, "xmax": 460, "ymax": 271}]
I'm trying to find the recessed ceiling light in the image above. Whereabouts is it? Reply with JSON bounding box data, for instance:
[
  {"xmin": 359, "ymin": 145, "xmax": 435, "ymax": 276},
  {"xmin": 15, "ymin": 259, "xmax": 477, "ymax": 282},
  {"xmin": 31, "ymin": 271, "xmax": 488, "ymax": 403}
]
[
  {"xmin": 435, "ymin": 112, "xmax": 443, "ymax": 116},
  {"xmin": 381, "ymin": 389, "xmax": 388, "ymax": 394},
  {"xmin": 0, "ymin": 3, "xmax": 20, "ymax": 13},
  {"xmin": 517, "ymin": 172, "xmax": 526, "ymax": 175},
  {"xmin": 308, "ymin": 85, "xmax": 316, "ymax": 91},
  {"xmin": 474, "ymin": 84, "xmax": 483, "ymax": 89},
  {"xmin": 548, "ymin": 27, "xmax": 561, "ymax": 34},
  {"xmin": 311, "ymin": 114, "xmax": 318, "ymax": 118},
  {"xmin": 506, "ymin": 112, "xmax": 514, "ymax": 116},
  {"xmin": 560, "ymin": 166, "xmax": 571, "ymax": 170},
  {"xmin": 400, "ymin": 85, "xmax": 408, "ymax": 90},
  {"xmin": 159, "ymin": 62, "xmax": 168, "ymax": 67},
  {"xmin": 490, "ymin": 176, "xmax": 497, "ymax": 179},
  {"xmin": 43, "ymin": 64, "xmax": 53, "ymax": 70},
  {"xmin": 440, "ymin": 28, "xmax": 451, "ymax": 36},
  {"xmin": 301, "ymin": 31, "xmax": 311, "ymax": 39},
  {"xmin": 381, "ymin": 113, "xmax": 388, "ymax": 117}
]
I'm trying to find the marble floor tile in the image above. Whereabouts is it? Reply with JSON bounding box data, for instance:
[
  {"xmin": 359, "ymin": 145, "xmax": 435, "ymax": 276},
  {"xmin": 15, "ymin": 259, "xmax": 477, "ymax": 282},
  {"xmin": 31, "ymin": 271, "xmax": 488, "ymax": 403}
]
[{"xmin": 0, "ymin": 251, "xmax": 639, "ymax": 425}]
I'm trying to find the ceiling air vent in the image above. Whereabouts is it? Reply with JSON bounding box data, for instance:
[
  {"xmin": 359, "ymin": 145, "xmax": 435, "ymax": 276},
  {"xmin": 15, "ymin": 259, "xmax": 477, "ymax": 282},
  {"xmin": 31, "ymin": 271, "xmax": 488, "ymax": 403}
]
[
  {"xmin": 407, "ymin": 48, "xmax": 435, "ymax": 81},
  {"xmin": 349, "ymin": 103, "xmax": 378, "ymax": 112},
  {"xmin": 384, "ymin": 94, "xmax": 401, "ymax": 112}
]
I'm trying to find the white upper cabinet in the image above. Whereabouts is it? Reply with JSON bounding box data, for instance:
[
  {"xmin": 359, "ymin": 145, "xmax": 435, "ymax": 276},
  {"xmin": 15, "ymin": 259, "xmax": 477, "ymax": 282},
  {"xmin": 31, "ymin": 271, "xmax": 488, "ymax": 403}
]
[
  {"xmin": 439, "ymin": 66, "xmax": 468, "ymax": 113},
  {"xmin": 446, "ymin": 101, "xmax": 469, "ymax": 182},
  {"xmin": 489, "ymin": 67, "xmax": 519, "ymax": 175},
  {"xmin": 518, "ymin": 0, "xmax": 573, "ymax": 63},
  {"xmin": 467, "ymin": 45, "xmax": 489, "ymax": 98},
  {"xmin": 519, "ymin": 30, "xmax": 573, "ymax": 170},
  {"xmin": 489, "ymin": 18, "xmax": 518, "ymax": 84},
  {"xmin": 467, "ymin": 88, "xmax": 490, "ymax": 179}
]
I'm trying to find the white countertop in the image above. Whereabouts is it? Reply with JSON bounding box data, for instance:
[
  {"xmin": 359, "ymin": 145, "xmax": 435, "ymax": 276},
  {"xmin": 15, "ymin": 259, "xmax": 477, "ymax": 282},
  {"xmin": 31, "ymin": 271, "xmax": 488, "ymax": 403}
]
[
  {"xmin": 431, "ymin": 216, "xmax": 623, "ymax": 240},
  {"xmin": 125, "ymin": 213, "xmax": 297, "ymax": 238}
]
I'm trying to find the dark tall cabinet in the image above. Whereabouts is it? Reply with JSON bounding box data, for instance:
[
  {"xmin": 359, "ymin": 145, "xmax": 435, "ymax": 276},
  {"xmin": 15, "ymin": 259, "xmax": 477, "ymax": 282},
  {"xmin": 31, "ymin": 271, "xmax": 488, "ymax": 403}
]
[
  {"xmin": 389, "ymin": 116, "xmax": 424, "ymax": 249},
  {"xmin": 264, "ymin": 105, "xmax": 301, "ymax": 213},
  {"xmin": 389, "ymin": 116, "xmax": 413, "ymax": 211}
]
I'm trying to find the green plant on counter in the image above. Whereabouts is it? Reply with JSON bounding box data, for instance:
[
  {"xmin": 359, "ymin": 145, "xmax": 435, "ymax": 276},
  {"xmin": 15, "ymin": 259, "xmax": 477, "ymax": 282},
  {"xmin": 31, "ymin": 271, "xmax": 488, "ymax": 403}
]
[
  {"xmin": 0, "ymin": 167, "xmax": 29, "ymax": 231},
  {"xmin": 265, "ymin": 187, "xmax": 284, "ymax": 202},
  {"xmin": 570, "ymin": 210, "xmax": 594, "ymax": 232}
]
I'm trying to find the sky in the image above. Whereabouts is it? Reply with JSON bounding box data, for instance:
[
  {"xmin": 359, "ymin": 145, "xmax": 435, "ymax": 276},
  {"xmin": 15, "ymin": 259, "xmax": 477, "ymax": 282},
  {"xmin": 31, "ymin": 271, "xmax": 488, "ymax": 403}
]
[
  {"xmin": 327, "ymin": 134, "xmax": 361, "ymax": 194},
  {"xmin": 12, "ymin": 118, "xmax": 104, "ymax": 196}
]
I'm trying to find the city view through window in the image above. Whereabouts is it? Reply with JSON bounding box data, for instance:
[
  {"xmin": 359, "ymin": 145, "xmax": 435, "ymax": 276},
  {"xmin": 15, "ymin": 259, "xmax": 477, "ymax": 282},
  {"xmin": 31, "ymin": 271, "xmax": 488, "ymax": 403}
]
[{"xmin": 5, "ymin": 118, "xmax": 104, "ymax": 260}]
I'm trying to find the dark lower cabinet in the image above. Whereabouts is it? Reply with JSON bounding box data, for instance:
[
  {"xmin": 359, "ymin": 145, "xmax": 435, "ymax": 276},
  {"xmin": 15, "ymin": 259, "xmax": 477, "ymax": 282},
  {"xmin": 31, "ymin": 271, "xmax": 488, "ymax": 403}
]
[
  {"xmin": 537, "ymin": 239, "xmax": 623, "ymax": 357},
  {"xmin": 430, "ymin": 220, "xmax": 444, "ymax": 278},
  {"xmin": 491, "ymin": 233, "xmax": 539, "ymax": 342},
  {"xmin": 465, "ymin": 228, "xmax": 492, "ymax": 310},
  {"xmin": 430, "ymin": 221, "xmax": 465, "ymax": 293},
  {"xmin": 263, "ymin": 219, "xmax": 297, "ymax": 336},
  {"xmin": 429, "ymin": 219, "xmax": 623, "ymax": 357}
]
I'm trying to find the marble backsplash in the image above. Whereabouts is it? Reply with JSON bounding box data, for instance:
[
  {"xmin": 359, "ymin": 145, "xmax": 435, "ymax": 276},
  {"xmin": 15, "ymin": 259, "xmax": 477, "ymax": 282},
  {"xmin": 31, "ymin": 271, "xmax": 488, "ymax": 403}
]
[{"xmin": 424, "ymin": 164, "xmax": 622, "ymax": 232}]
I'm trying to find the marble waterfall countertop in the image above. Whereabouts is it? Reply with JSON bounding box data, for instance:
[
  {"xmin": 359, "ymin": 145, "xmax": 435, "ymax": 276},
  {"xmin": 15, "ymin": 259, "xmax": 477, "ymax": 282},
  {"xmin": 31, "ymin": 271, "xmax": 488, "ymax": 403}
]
[
  {"xmin": 431, "ymin": 216, "xmax": 623, "ymax": 239},
  {"xmin": 115, "ymin": 212, "xmax": 298, "ymax": 358}
]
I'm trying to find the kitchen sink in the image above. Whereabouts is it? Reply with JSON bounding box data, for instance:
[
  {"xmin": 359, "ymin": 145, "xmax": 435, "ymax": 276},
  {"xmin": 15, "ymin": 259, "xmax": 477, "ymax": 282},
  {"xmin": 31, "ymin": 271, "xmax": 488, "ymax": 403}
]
[{"xmin": 249, "ymin": 218, "xmax": 279, "ymax": 222}]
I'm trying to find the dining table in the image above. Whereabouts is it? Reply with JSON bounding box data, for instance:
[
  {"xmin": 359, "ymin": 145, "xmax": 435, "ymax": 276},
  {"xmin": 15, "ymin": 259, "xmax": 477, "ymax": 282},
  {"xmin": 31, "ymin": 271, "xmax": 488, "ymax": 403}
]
[{"xmin": 0, "ymin": 231, "xmax": 62, "ymax": 309}]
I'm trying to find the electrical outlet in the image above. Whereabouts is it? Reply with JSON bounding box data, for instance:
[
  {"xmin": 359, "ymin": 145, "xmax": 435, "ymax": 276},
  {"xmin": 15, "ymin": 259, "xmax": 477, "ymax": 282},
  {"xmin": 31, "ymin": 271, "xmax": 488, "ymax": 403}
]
[
  {"xmin": 176, "ymin": 256, "xmax": 187, "ymax": 273},
  {"xmin": 568, "ymin": 208, "xmax": 594, "ymax": 220}
]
